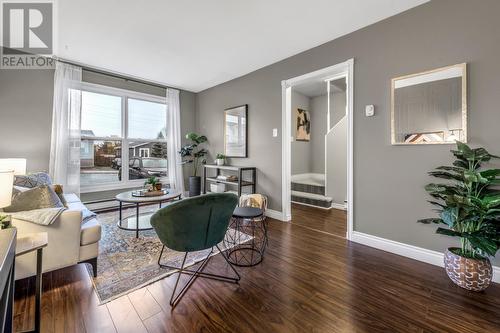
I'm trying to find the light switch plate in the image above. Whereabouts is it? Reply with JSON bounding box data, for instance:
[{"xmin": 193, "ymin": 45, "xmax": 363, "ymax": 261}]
[
  {"xmin": 272, "ymin": 128, "xmax": 278, "ymax": 137},
  {"xmin": 365, "ymin": 105, "xmax": 375, "ymax": 117}
]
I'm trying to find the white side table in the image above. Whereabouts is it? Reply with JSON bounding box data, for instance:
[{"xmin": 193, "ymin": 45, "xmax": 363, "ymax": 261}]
[{"xmin": 16, "ymin": 232, "xmax": 48, "ymax": 333}]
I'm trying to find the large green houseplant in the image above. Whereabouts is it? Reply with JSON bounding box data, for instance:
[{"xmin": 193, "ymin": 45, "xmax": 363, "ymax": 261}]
[
  {"xmin": 179, "ymin": 132, "xmax": 207, "ymax": 196},
  {"xmin": 418, "ymin": 142, "xmax": 500, "ymax": 291}
]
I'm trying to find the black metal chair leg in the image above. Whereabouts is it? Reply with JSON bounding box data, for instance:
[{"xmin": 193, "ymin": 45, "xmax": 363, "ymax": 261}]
[
  {"xmin": 170, "ymin": 252, "xmax": 189, "ymax": 307},
  {"xmin": 157, "ymin": 245, "xmax": 165, "ymax": 265},
  {"xmin": 158, "ymin": 249, "xmax": 239, "ymax": 283},
  {"xmin": 160, "ymin": 246, "xmax": 241, "ymax": 309},
  {"xmin": 215, "ymin": 244, "xmax": 241, "ymax": 282},
  {"xmin": 169, "ymin": 251, "xmax": 213, "ymax": 308}
]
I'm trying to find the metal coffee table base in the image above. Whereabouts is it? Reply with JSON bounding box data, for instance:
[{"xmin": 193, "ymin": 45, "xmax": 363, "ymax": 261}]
[
  {"xmin": 115, "ymin": 190, "xmax": 182, "ymax": 238},
  {"xmin": 116, "ymin": 202, "xmax": 154, "ymax": 238}
]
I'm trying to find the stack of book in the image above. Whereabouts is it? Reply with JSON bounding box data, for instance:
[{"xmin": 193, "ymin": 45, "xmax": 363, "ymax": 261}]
[{"xmin": 216, "ymin": 175, "xmax": 238, "ymax": 182}]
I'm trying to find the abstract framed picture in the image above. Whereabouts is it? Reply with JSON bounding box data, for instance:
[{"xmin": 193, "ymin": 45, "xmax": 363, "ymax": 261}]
[{"xmin": 295, "ymin": 108, "xmax": 310, "ymax": 141}]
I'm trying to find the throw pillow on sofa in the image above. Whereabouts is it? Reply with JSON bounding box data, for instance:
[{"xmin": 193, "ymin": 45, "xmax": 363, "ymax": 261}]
[
  {"xmin": 14, "ymin": 172, "xmax": 52, "ymax": 188},
  {"xmin": 13, "ymin": 183, "xmax": 68, "ymax": 207},
  {"xmin": 3, "ymin": 185, "xmax": 63, "ymax": 212}
]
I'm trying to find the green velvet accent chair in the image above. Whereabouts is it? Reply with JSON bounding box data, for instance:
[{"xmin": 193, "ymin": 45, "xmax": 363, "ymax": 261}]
[{"xmin": 150, "ymin": 193, "xmax": 240, "ymax": 308}]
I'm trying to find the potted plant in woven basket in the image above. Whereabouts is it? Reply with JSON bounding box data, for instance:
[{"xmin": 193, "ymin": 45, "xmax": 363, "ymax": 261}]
[{"xmin": 418, "ymin": 142, "xmax": 500, "ymax": 291}]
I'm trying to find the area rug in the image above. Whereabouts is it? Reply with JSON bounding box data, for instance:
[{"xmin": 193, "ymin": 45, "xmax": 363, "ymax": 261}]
[{"xmin": 88, "ymin": 205, "xmax": 252, "ymax": 304}]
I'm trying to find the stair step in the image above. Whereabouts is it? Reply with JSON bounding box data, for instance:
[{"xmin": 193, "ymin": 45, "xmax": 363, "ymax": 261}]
[
  {"xmin": 291, "ymin": 182, "xmax": 325, "ymax": 195},
  {"xmin": 291, "ymin": 191, "xmax": 332, "ymax": 209}
]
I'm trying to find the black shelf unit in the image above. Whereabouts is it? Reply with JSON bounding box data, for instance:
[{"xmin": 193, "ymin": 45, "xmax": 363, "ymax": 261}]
[{"xmin": 203, "ymin": 165, "xmax": 256, "ymax": 196}]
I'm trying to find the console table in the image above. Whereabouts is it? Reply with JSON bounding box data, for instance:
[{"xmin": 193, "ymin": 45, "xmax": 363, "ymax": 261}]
[
  {"xmin": 203, "ymin": 165, "xmax": 256, "ymax": 196},
  {"xmin": 16, "ymin": 232, "xmax": 48, "ymax": 333},
  {"xmin": 0, "ymin": 228, "xmax": 16, "ymax": 333}
]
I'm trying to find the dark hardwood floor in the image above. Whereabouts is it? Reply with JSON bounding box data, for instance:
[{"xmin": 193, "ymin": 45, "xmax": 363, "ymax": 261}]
[
  {"xmin": 291, "ymin": 203, "xmax": 347, "ymax": 237},
  {"xmin": 14, "ymin": 214, "xmax": 500, "ymax": 332}
]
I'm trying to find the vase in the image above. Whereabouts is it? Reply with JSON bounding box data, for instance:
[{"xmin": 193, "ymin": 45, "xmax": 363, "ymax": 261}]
[
  {"xmin": 216, "ymin": 159, "xmax": 225, "ymax": 166},
  {"xmin": 189, "ymin": 176, "xmax": 201, "ymax": 197},
  {"xmin": 444, "ymin": 248, "xmax": 492, "ymax": 291},
  {"xmin": 154, "ymin": 183, "xmax": 162, "ymax": 191}
]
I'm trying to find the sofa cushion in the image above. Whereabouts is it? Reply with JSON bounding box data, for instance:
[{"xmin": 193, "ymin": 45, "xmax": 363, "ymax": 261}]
[
  {"xmin": 63, "ymin": 193, "xmax": 81, "ymax": 204},
  {"xmin": 81, "ymin": 218, "xmax": 101, "ymax": 246},
  {"xmin": 66, "ymin": 199, "xmax": 97, "ymax": 223},
  {"xmin": 4, "ymin": 185, "xmax": 64, "ymax": 212},
  {"xmin": 14, "ymin": 172, "xmax": 52, "ymax": 188}
]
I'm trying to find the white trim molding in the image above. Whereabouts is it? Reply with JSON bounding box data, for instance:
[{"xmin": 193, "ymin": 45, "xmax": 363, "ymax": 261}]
[
  {"xmin": 331, "ymin": 203, "xmax": 347, "ymax": 211},
  {"xmin": 265, "ymin": 209, "xmax": 286, "ymax": 221},
  {"xmin": 351, "ymin": 231, "xmax": 500, "ymax": 284},
  {"xmin": 281, "ymin": 58, "xmax": 354, "ymax": 240}
]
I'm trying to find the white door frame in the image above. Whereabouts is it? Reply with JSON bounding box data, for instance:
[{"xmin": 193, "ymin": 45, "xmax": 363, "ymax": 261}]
[{"xmin": 281, "ymin": 58, "xmax": 354, "ymax": 240}]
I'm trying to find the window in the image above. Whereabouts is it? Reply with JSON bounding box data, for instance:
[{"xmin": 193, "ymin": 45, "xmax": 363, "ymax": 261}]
[
  {"xmin": 79, "ymin": 84, "xmax": 168, "ymax": 192},
  {"xmin": 139, "ymin": 148, "xmax": 150, "ymax": 158}
]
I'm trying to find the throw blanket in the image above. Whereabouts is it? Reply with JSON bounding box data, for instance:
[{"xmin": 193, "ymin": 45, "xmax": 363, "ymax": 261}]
[{"xmin": 10, "ymin": 207, "xmax": 67, "ymax": 226}]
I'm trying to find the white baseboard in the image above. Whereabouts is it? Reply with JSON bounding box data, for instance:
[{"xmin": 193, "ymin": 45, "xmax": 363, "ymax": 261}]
[
  {"xmin": 291, "ymin": 200, "xmax": 332, "ymax": 210},
  {"xmin": 351, "ymin": 231, "xmax": 500, "ymax": 284},
  {"xmin": 331, "ymin": 202, "xmax": 347, "ymax": 211},
  {"xmin": 265, "ymin": 209, "xmax": 286, "ymax": 221}
]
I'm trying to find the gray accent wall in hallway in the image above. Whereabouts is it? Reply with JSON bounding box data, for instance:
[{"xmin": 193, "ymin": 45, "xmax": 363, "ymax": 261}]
[{"xmin": 195, "ymin": 0, "xmax": 500, "ymax": 264}]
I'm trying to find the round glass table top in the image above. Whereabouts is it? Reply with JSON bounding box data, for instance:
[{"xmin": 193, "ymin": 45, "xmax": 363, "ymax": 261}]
[{"xmin": 115, "ymin": 189, "xmax": 181, "ymax": 203}]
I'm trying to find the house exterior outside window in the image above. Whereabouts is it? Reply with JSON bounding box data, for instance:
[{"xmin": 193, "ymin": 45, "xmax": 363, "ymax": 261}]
[{"xmin": 79, "ymin": 83, "xmax": 168, "ymax": 193}]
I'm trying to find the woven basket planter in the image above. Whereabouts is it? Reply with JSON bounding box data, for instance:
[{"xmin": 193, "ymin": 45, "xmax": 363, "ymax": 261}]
[{"xmin": 444, "ymin": 248, "xmax": 492, "ymax": 291}]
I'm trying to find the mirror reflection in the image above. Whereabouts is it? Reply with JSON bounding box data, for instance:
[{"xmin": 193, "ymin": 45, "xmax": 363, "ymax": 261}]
[{"xmin": 391, "ymin": 63, "xmax": 466, "ymax": 144}]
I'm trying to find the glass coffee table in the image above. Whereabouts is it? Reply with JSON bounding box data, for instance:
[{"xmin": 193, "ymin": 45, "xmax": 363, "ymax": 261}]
[{"xmin": 115, "ymin": 189, "xmax": 182, "ymax": 238}]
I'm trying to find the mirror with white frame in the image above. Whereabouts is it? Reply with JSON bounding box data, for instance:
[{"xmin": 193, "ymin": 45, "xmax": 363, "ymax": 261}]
[{"xmin": 391, "ymin": 63, "xmax": 467, "ymax": 145}]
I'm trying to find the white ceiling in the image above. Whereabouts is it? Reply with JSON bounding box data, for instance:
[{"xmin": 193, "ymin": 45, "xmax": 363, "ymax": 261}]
[{"xmin": 57, "ymin": 0, "xmax": 428, "ymax": 92}]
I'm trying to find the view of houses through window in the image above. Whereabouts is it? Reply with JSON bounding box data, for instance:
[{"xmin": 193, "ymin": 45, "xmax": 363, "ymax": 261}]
[{"xmin": 79, "ymin": 88, "xmax": 168, "ymax": 191}]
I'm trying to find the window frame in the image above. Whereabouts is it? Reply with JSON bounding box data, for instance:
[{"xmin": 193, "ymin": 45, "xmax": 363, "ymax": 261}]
[{"xmin": 79, "ymin": 82, "xmax": 168, "ymax": 194}]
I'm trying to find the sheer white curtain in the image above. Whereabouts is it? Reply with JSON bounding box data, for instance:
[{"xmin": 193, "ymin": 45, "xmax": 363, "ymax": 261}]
[
  {"xmin": 49, "ymin": 62, "xmax": 82, "ymax": 195},
  {"xmin": 166, "ymin": 88, "xmax": 185, "ymax": 194}
]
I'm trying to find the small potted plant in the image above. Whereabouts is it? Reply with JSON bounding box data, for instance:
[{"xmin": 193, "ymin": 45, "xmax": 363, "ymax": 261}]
[
  {"xmin": 418, "ymin": 142, "xmax": 500, "ymax": 291},
  {"xmin": 179, "ymin": 132, "xmax": 208, "ymax": 196},
  {"xmin": 0, "ymin": 215, "xmax": 11, "ymax": 229},
  {"xmin": 144, "ymin": 176, "xmax": 162, "ymax": 191},
  {"xmin": 215, "ymin": 153, "xmax": 226, "ymax": 166}
]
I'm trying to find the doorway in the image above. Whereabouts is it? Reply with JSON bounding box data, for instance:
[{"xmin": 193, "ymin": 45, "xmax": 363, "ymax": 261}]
[{"xmin": 281, "ymin": 59, "xmax": 353, "ymax": 239}]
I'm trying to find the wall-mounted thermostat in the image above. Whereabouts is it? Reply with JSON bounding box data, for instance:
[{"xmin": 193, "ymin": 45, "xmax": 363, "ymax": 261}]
[{"xmin": 365, "ymin": 105, "xmax": 375, "ymax": 117}]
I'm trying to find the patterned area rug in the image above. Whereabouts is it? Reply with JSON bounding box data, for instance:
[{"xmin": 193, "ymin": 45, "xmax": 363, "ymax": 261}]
[{"xmin": 89, "ymin": 205, "xmax": 251, "ymax": 304}]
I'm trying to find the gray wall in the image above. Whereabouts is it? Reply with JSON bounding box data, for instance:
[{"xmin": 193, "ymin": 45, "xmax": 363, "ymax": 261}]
[
  {"xmin": 0, "ymin": 67, "xmax": 197, "ymax": 199},
  {"xmin": 0, "ymin": 69, "xmax": 54, "ymax": 172},
  {"xmin": 195, "ymin": 0, "xmax": 500, "ymax": 264},
  {"xmin": 330, "ymin": 90, "xmax": 346, "ymax": 129},
  {"xmin": 326, "ymin": 116, "xmax": 347, "ymax": 206},
  {"xmin": 291, "ymin": 91, "xmax": 311, "ymax": 175},
  {"xmin": 309, "ymin": 94, "xmax": 327, "ymax": 174}
]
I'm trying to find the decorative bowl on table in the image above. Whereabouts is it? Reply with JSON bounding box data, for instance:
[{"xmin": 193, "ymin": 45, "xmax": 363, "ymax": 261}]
[{"xmin": 132, "ymin": 189, "xmax": 168, "ymax": 197}]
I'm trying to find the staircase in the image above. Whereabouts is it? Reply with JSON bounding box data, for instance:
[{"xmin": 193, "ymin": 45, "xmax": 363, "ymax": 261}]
[{"xmin": 291, "ymin": 181, "xmax": 332, "ymax": 209}]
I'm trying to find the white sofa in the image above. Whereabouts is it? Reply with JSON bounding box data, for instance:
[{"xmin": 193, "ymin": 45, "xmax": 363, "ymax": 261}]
[{"xmin": 12, "ymin": 193, "xmax": 101, "ymax": 280}]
